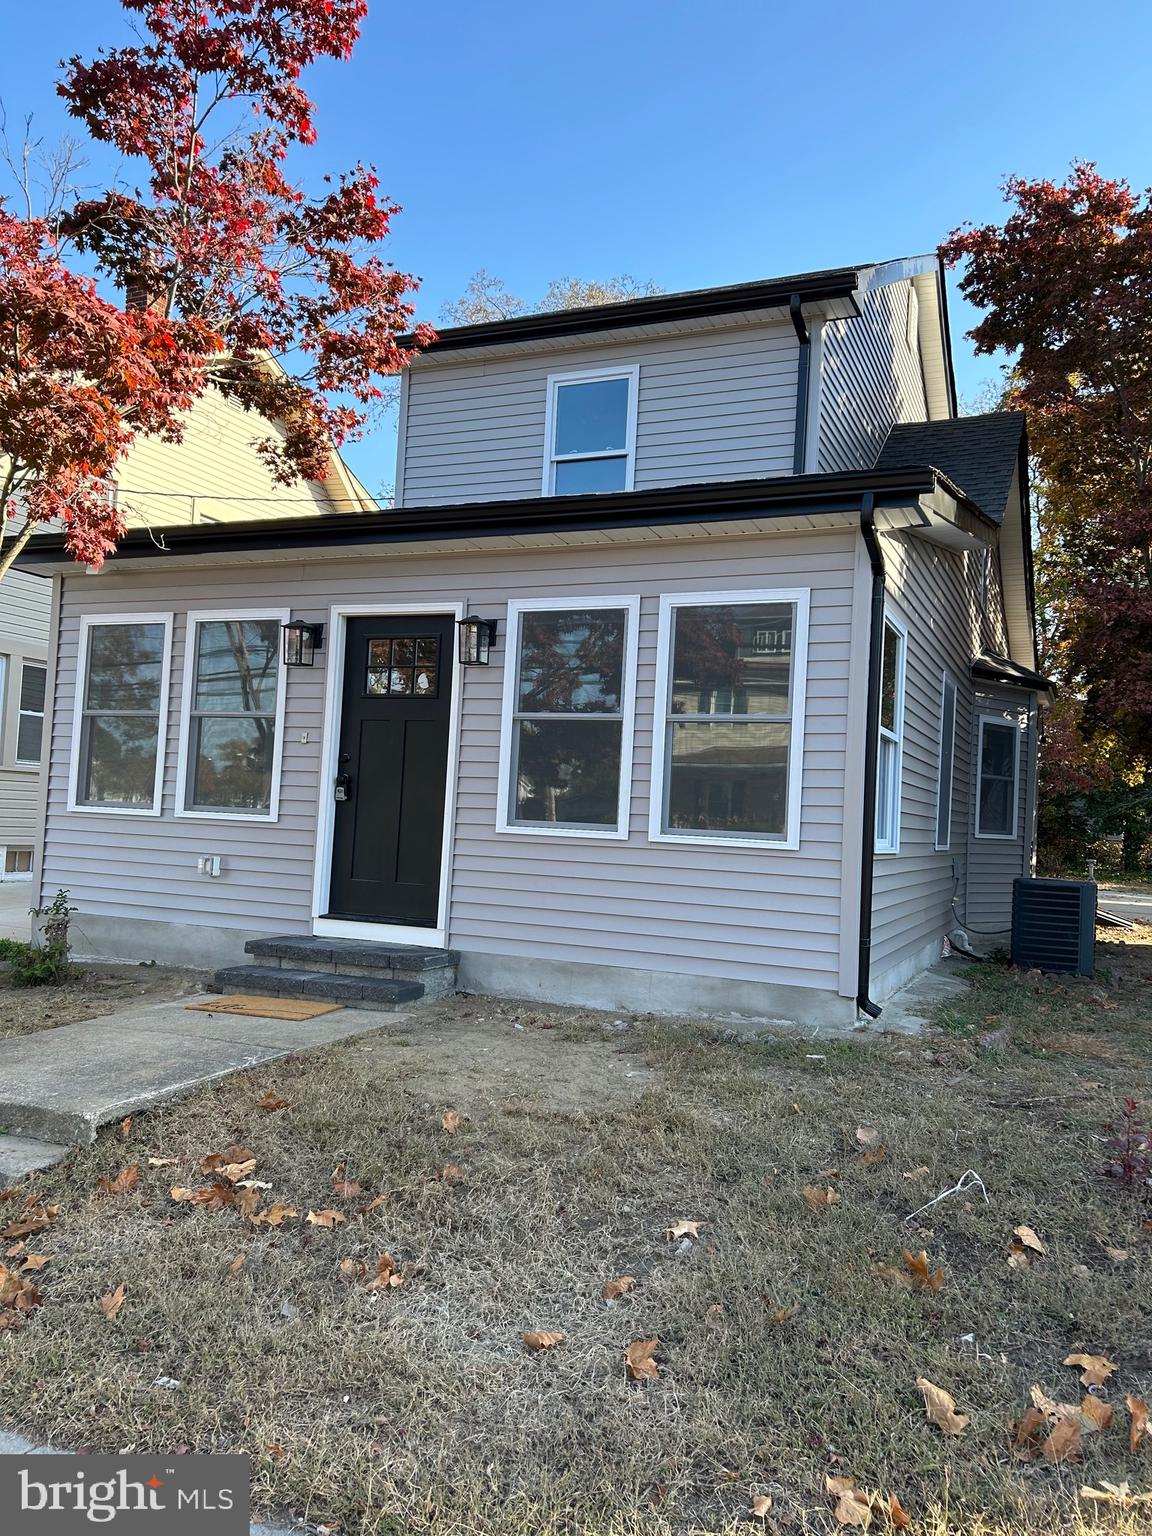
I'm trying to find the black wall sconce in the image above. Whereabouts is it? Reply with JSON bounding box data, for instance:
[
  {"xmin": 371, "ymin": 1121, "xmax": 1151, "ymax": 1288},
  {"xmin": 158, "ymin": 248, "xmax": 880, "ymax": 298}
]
[
  {"xmin": 282, "ymin": 619, "xmax": 325, "ymax": 667},
  {"xmin": 457, "ymin": 615, "xmax": 497, "ymax": 666}
]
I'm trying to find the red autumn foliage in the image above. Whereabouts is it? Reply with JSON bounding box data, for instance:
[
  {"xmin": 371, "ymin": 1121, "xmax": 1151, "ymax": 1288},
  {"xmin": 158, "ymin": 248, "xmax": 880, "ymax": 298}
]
[{"xmin": 1, "ymin": 0, "xmax": 433, "ymax": 578}]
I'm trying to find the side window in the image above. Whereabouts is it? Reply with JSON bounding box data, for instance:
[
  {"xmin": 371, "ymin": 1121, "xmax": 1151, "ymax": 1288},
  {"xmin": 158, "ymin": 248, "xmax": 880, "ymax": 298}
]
[
  {"xmin": 975, "ymin": 714, "xmax": 1020, "ymax": 839},
  {"xmin": 73, "ymin": 618, "xmax": 172, "ymax": 813},
  {"xmin": 16, "ymin": 662, "xmax": 47, "ymax": 765},
  {"xmin": 180, "ymin": 616, "xmax": 287, "ymax": 819},
  {"xmin": 499, "ymin": 599, "xmax": 639, "ymax": 837},
  {"xmin": 935, "ymin": 674, "xmax": 957, "ymax": 851},
  {"xmin": 651, "ymin": 590, "xmax": 809, "ymax": 849},
  {"xmin": 875, "ymin": 615, "xmax": 906, "ymax": 853},
  {"xmin": 544, "ymin": 368, "xmax": 638, "ymax": 495}
]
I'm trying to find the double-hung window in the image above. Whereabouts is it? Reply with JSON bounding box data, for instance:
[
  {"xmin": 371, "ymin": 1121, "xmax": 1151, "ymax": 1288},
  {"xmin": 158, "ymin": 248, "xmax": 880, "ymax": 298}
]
[
  {"xmin": 935, "ymin": 673, "xmax": 957, "ymax": 851},
  {"xmin": 650, "ymin": 589, "xmax": 810, "ymax": 849},
  {"xmin": 16, "ymin": 662, "xmax": 47, "ymax": 765},
  {"xmin": 975, "ymin": 713, "xmax": 1020, "ymax": 838},
  {"xmin": 498, "ymin": 597, "xmax": 639, "ymax": 837},
  {"xmin": 874, "ymin": 613, "xmax": 906, "ymax": 853},
  {"xmin": 543, "ymin": 366, "xmax": 638, "ymax": 495},
  {"xmin": 179, "ymin": 613, "xmax": 287, "ymax": 819},
  {"xmin": 72, "ymin": 616, "xmax": 173, "ymax": 813}
]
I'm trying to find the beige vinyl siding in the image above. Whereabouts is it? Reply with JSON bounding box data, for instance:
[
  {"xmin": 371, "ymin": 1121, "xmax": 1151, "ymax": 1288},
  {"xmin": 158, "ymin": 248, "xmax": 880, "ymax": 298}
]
[
  {"xmin": 869, "ymin": 525, "xmax": 1030, "ymax": 988},
  {"xmin": 817, "ymin": 278, "xmax": 928, "ymax": 473},
  {"xmin": 114, "ymin": 387, "xmax": 334, "ymax": 527},
  {"xmin": 399, "ymin": 324, "xmax": 800, "ymax": 506},
  {"xmin": 41, "ymin": 529, "xmax": 856, "ymax": 994},
  {"xmin": 0, "ymin": 569, "xmax": 51, "ymax": 853}
]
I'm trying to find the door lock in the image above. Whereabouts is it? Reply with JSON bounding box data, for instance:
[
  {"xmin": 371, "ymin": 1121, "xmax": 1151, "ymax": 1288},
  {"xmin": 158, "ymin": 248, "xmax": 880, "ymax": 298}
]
[{"xmin": 334, "ymin": 773, "xmax": 352, "ymax": 802}]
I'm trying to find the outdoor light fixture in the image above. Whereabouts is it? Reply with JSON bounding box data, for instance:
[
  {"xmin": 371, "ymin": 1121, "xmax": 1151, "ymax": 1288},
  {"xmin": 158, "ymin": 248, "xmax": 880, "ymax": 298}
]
[
  {"xmin": 282, "ymin": 619, "xmax": 325, "ymax": 667},
  {"xmin": 457, "ymin": 615, "xmax": 497, "ymax": 666}
]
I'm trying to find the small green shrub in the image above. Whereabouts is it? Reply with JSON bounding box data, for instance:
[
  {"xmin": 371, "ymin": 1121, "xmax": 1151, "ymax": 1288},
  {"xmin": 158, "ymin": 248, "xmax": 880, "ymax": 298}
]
[
  {"xmin": 6, "ymin": 941, "xmax": 70, "ymax": 988},
  {"xmin": 0, "ymin": 937, "xmax": 27, "ymax": 963}
]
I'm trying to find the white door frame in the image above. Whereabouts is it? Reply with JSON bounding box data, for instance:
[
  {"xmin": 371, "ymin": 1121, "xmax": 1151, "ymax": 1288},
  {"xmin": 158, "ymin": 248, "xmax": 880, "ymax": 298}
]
[{"xmin": 311, "ymin": 601, "xmax": 465, "ymax": 948}]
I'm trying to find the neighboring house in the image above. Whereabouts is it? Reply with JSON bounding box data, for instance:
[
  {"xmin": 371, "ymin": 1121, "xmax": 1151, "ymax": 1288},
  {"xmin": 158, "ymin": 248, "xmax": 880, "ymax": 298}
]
[
  {"xmin": 18, "ymin": 254, "xmax": 1050, "ymax": 1025},
  {"xmin": 0, "ymin": 381, "xmax": 375, "ymax": 880}
]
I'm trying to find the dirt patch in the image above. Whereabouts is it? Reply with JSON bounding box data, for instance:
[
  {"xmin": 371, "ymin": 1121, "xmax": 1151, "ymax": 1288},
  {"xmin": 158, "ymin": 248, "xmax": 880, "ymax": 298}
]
[{"xmin": 0, "ymin": 963, "xmax": 209, "ymax": 1040}]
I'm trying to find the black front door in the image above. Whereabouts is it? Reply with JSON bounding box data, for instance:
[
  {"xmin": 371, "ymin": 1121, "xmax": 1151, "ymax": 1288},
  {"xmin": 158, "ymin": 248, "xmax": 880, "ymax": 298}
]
[{"xmin": 326, "ymin": 614, "xmax": 455, "ymax": 926}]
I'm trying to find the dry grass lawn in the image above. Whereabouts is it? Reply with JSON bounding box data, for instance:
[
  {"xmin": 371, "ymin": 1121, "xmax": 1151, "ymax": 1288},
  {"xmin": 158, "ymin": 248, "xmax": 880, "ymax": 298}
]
[
  {"xmin": 0, "ymin": 961, "xmax": 206, "ymax": 1039},
  {"xmin": 1, "ymin": 934, "xmax": 1151, "ymax": 1536}
]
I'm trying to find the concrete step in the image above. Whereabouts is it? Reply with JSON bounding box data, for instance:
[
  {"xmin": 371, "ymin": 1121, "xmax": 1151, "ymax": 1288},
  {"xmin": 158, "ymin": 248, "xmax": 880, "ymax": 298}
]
[
  {"xmin": 243, "ymin": 936, "xmax": 458, "ymax": 998},
  {"xmin": 212, "ymin": 965, "xmax": 425, "ymax": 1012},
  {"xmin": 0, "ymin": 1132, "xmax": 70, "ymax": 1184}
]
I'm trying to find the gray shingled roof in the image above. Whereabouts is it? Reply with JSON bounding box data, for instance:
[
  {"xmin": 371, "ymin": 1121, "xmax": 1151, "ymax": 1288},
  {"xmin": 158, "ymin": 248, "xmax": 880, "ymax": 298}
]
[{"xmin": 875, "ymin": 411, "xmax": 1026, "ymax": 524}]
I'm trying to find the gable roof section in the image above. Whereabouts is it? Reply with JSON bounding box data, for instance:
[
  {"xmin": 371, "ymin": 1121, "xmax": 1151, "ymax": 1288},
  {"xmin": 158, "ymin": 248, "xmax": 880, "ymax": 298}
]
[{"xmin": 875, "ymin": 412, "xmax": 1025, "ymax": 525}]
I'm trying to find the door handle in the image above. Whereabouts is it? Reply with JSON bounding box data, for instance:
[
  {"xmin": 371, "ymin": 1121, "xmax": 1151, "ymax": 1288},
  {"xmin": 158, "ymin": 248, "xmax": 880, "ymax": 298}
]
[{"xmin": 334, "ymin": 773, "xmax": 352, "ymax": 802}]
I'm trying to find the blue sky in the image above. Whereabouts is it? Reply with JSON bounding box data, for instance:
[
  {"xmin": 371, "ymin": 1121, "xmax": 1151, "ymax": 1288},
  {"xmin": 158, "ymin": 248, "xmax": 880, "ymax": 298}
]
[{"xmin": 3, "ymin": 0, "xmax": 1150, "ymax": 495}]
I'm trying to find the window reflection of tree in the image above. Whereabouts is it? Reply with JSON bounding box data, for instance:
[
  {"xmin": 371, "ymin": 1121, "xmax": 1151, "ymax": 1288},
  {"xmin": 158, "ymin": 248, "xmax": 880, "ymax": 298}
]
[
  {"xmin": 81, "ymin": 624, "xmax": 165, "ymax": 806},
  {"xmin": 191, "ymin": 621, "xmax": 278, "ymax": 810}
]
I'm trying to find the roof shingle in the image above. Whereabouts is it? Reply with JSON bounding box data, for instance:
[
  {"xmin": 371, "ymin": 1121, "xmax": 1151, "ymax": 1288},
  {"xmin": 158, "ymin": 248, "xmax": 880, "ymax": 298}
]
[{"xmin": 875, "ymin": 411, "xmax": 1026, "ymax": 525}]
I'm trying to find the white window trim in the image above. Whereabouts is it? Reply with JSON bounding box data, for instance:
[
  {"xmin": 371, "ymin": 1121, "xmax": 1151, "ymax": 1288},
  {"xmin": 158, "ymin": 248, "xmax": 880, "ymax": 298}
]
[
  {"xmin": 974, "ymin": 711, "xmax": 1021, "ymax": 841},
  {"xmin": 15, "ymin": 660, "xmax": 47, "ymax": 766},
  {"xmin": 874, "ymin": 606, "xmax": 907, "ymax": 856},
  {"xmin": 934, "ymin": 671, "xmax": 958, "ymax": 852},
  {"xmin": 648, "ymin": 587, "xmax": 810, "ymax": 852},
  {"xmin": 496, "ymin": 594, "xmax": 641, "ymax": 841},
  {"xmin": 0, "ymin": 653, "xmax": 7, "ymax": 763},
  {"xmin": 67, "ymin": 613, "xmax": 174, "ymax": 817},
  {"xmin": 175, "ymin": 609, "xmax": 290, "ymax": 823},
  {"xmin": 541, "ymin": 364, "xmax": 640, "ymax": 496}
]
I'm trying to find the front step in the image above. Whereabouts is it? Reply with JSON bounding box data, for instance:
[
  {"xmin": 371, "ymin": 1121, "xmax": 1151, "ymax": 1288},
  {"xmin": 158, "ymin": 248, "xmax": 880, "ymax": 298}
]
[
  {"xmin": 210, "ymin": 965, "xmax": 424, "ymax": 1013},
  {"xmin": 243, "ymin": 935, "xmax": 459, "ymax": 1001}
]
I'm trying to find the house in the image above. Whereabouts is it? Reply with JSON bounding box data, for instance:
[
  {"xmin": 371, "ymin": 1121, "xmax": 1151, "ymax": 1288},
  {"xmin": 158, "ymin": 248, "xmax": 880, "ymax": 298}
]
[
  {"xmin": 16, "ymin": 254, "xmax": 1049, "ymax": 1025},
  {"xmin": 0, "ymin": 378, "xmax": 375, "ymax": 882}
]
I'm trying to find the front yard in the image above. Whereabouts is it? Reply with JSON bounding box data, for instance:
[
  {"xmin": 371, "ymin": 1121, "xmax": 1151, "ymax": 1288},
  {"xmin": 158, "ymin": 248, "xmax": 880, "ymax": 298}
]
[{"xmin": 1, "ymin": 933, "xmax": 1150, "ymax": 1536}]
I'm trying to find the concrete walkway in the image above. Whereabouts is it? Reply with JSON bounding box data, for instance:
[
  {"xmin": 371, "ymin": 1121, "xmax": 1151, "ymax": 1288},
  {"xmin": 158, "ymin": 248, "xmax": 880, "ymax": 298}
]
[
  {"xmin": 0, "ymin": 881, "xmax": 32, "ymax": 943},
  {"xmin": 0, "ymin": 993, "xmax": 412, "ymax": 1181}
]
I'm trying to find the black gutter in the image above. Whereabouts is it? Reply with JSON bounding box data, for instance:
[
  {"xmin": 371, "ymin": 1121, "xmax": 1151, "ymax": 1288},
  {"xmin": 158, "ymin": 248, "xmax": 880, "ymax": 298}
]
[
  {"xmin": 403, "ymin": 268, "xmax": 861, "ymax": 354},
  {"xmin": 789, "ymin": 294, "xmax": 810, "ymax": 476},
  {"xmin": 857, "ymin": 494, "xmax": 885, "ymax": 1019},
  {"xmin": 16, "ymin": 467, "xmax": 946, "ymax": 567}
]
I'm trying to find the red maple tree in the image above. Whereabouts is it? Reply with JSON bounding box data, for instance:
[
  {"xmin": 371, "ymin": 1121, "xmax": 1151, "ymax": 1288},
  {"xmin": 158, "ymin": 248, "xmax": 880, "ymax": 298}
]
[
  {"xmin": 1, "ymin": 0, "xmax": 432, "ymax": 579},
  {"xmin": 940, "ymin": 164, "xmax": 1152, "ymax": 762}
]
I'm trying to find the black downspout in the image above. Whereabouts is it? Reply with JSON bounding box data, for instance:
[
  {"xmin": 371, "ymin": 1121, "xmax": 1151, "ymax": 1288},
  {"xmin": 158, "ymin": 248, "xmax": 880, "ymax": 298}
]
[
  {"xmin": 788, "ymin": 294, "xmax": 810, "ymax": 475},
  {"xmin": 857, "ymin": 494, "xmax": 884, "ymax": 1019}
]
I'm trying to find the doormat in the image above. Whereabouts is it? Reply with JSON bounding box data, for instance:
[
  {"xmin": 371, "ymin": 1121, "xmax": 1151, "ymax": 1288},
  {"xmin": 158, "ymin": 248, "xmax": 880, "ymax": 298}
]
[{"xmin": 187, "ymin": 995, "xmax": 342, "ymax": 1021}]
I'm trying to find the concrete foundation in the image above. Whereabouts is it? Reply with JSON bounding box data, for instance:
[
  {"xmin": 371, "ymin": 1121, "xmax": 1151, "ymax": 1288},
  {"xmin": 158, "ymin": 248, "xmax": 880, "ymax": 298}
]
[{"xmin": 46, "ymin": 911, "xmax": 287, "ymax": 970}]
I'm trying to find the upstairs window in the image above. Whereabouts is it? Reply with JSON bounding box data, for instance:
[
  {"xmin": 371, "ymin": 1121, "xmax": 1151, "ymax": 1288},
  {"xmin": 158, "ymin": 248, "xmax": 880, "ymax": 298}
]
[
  {"xmin": 544, "ymin": 367, "xmax": 638, "ymax": 495},
  {"xmin": 499, "ymin": 597, "xmax": 639, "ymax": 837},
  {"xmin": 179, "ymin": 614, "xmax": 287, "ymax": 820},
  {"xmin": 650, "ymin": 589, "xmax": 810, "ymax": 849},
  {"xmin": 975, "ymin": 714, "xmax": 1020, "ymax": 839},
  {"xmin": 72, "ymin": 616, "xmax": 173, "ymax": 814},
  {"xmin": 16, "ymin": 662, "xmax": 47, "ymax": 765},
  {"xmin": 875, "ymin": 613, "xmax": 906, "ymax": 853}
]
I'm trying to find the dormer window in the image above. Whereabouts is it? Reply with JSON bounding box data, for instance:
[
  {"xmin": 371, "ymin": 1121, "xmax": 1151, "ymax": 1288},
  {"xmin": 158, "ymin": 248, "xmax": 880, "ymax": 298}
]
[{"xmin": 543, "ymin": 365, "xmax": 639, "ymax": 495}]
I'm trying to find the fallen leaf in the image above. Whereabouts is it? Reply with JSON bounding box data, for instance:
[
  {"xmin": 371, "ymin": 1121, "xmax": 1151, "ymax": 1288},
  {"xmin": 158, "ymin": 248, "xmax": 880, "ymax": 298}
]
[
  {"xmin": 3, "ymin": 1242, "xmax": 25, "ymax": 1257},
  {"xmin": 902, "ymin": 1166, "xmax": 930, "ymax": 1181},
  {"xmin": 1064, "ymin": 1352, "xmax": 1118, "ymax": 1387},
  {"xmin": 170, "ymin": 1183, "xmax": 235, "ymax": 1211},
  {"xmin": 97, "ymin": 1164, "xmax": 141, "ymax": 1197},
  {"xmin": 201, "ymin": 1146, "xmax": 255, "ymax": 1175},
  {"xmin": 0, "ymin": 1208, "xmax": 54, "ymax": 1240},
  {"xmin": 253, "ymin": 1203, "xmax": 297, "ymax": 1227},
  {"xmin": 257, "ymin": 1091, "xmax": 289, "ymax": 1112},
  {"xmin": 916, "ymin": 1378, "xmax": 970, "ymax": 1435},
  {"xmin": 234, "ymin": 1188, "xmax": 261, "ymax": 1220},
  {"xmin": 749, "ymin": 1494, "xmax": 773, "ymax": 1518},
  {"xmin": 665, "ymin": 1219, "xmax": 703, "ymax": 1241},
  {"xmin": 1030, "ymin": 1383, "xmax": 1082, "ymax": 1424},
  {"xmin": 1042, "ymin": 1416, "xmax": 1083, "ymax": 1464},
  {"xmin": 1102, "ymin": 1245, "xmax": 1129, "ymax": 1264},
  {"xmin": 119, "ymin": 1117, "xmax": 132, "ymax": 1139},
  {"xmin": 229, "ymin": 1252, "xmax": 247, "ymax": 1278},
  {"xmin": 355, "ymin": 1194, "xmax": 387, "ymax": 1216},
  {"xmin": 1081, "ymin": 1482, "xmax": 1152, "ymax": 1508},
  {"xmin": 305, "ymin": 1209, "xmax": 346, "ymax": 1228},
  {"xmin": 803, "ymin": 1185, "xmax": 840, "ymax": 1210},
  {"xmin": 338, "ymin": 1257, "xmax": 368, "ymax": 1282},
  {"xmin": 265, "ymin": 1443, "xmax": 287, "ymax": 1461},
  {"xmin": 235, "ymin": 1178, "xmax": 271, "ymax": 1191},
  {"xmin": 901, "ymin": 1249, "xmax": 946, "ymax": 1292},
  {"xmin": 1008, "ymin": 1224, "xmax": 1046, "ymax": 1267},
  {"xmin": 331, "ymin": 1180, "xmax": 362, "ymax": 1199},
  {"xmin": 769, "ymin": 1303, "xmax": 800, "ymax": 1325},
  {"xmin": 441, "ymin": 1110, "xmax": 463, "ymax": 1133},
  {"xmin": 1127, "ymin": 1395, "xmax": 1148, "ymax": 1453},
  {"xmin": 855, "ymin": 1125, "xmax": 882, "ymax": 1148},
  {"xmin": 20, "ymin": 1255, "xmax": 49, "ymax": 1272},
  {"xmin": 873, "ymin": 1263, "xmax": 913, "ymax": 1290},
  {"xmin": 147, "ymin": 1156, "xmax": 178, "ymax": 1168},
  {"xmin": 602, "ymin": 1276, "xmax": 636, "ymax": 1300},
  {"xmin": 858, "ymin": 1145, "xmax": 887, "ymax": 1167},
  {"xmin": 887, "ymin": 1493, "xmax": 912, "ymax": 1530},
  {"xmin": 833, "ymin": 1489, "xmax": 871, "ymax": 1528},
  {"xmin": 99, "ymin": 1283, "xmax": 127, "ymax": 1321},
  {"xmin": 436, "ymin": 1164, "xmax": 466, "ymax": 1185},
  {"xmin": 522, "ymin": 1330, "xmax": 564, "ymax": 1351},
  {"xmin": 624, "ymin": 1337, "xmax": 659, "ymax": 1380},
  {"xmin": 1081, "ymin": 1395, "xmax": 1114, "ymax": 1433}
]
